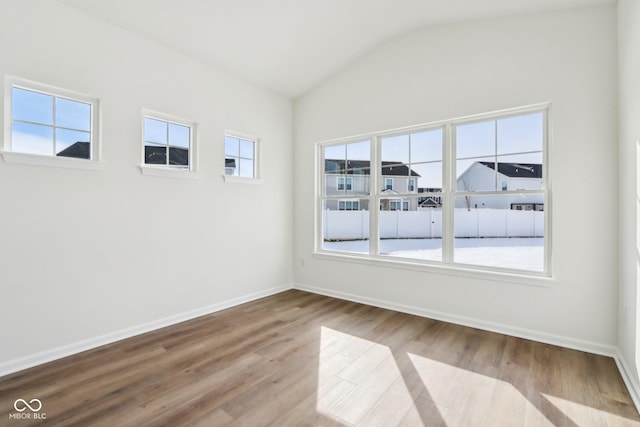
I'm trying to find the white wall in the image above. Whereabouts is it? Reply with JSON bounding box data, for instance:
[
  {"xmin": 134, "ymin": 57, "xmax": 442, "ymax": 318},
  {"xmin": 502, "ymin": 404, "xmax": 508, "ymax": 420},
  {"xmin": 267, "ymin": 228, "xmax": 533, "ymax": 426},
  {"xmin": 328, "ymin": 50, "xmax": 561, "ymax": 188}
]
[
  {"xmin": 618, "ymin": 0, "xmax": 640, "ymax": 396},
  {"xmin": 294, "ymin": 6, "xmax": 618, "ymax": 349},
  {"xmin": 0, "ymin": 0, "xmax": 293, "ymax": 370}
]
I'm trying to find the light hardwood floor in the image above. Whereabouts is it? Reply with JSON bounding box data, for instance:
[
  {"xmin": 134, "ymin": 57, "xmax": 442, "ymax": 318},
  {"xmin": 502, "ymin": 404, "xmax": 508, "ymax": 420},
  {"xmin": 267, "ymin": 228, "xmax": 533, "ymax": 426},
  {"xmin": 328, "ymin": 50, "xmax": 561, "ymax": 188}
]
[{"xmin": 1, "ymin": 290, "xmax": 639, "ymax": 426}]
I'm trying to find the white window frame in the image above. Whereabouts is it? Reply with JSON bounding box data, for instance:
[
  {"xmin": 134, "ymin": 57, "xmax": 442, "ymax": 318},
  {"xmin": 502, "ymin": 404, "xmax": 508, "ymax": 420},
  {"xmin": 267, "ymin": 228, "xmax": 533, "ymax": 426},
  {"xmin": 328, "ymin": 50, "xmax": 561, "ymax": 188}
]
[
  {"xmin": 140, "ymin": 110, "xmax": 198, "ymax": 179},
  {"xmin": 223, "ymin": 130, "xmax": 262, "ymax": 185},
  {"xmin": 315, "ymin": 103, "xmax": 551, "ymax": 284},
  {"xmin": 408, "ymin": 178, "xmax": 416, "ymax": 192},
  {"xmin": 2, "ymin": 75, "xmax": 102, "ymax": 170}
]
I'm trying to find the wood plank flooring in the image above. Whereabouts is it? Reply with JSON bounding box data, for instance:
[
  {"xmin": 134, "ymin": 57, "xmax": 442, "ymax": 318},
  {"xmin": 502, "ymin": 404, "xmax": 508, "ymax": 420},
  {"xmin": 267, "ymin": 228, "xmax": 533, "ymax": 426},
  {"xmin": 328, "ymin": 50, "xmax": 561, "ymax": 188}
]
[{"xmin": 1, "ymin": 290, "xmax": 639, "ymax": 426}]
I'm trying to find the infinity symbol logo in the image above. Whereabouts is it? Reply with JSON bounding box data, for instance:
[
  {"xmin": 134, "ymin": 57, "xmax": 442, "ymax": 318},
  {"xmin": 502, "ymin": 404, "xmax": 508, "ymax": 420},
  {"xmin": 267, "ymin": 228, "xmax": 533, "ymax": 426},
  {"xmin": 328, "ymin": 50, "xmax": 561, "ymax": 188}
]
[{"xmin": 14, "ymin": 398, "xmax": 42, "ymax": 412}]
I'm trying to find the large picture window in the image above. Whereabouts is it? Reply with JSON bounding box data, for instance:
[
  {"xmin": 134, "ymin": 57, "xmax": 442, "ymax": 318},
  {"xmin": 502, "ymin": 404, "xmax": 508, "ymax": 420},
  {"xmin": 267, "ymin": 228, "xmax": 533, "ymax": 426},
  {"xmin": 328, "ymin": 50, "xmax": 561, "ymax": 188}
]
[{"xmin": 317, "ymin": 105, "xmax": 549, "ymax": 275}]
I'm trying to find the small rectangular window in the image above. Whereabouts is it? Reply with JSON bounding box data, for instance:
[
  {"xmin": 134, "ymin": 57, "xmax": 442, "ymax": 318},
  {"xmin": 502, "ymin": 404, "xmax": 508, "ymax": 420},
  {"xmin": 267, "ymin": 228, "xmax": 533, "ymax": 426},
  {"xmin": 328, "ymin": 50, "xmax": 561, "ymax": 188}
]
[
  {"xmin": 385, "ymin": 178, "xmax": 393, "ymax": 191},
  {"xmin": 3, "ymin": 77, "xmax": 100, "ymax": 168}
]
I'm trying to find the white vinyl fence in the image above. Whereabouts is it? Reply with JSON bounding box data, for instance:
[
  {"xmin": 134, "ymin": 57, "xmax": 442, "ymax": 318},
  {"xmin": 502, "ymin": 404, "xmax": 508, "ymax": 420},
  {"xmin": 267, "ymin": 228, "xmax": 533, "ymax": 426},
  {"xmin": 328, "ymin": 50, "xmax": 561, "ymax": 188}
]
[{"xmin": 323, "ymin": 209, "xmax": 543, "ymax": 240}]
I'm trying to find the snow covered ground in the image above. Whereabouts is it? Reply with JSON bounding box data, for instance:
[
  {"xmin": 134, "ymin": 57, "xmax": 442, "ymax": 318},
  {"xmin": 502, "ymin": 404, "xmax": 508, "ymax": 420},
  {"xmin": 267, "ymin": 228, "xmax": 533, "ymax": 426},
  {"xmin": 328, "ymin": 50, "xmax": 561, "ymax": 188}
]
[{"xmin": 323, "ymin": 238, "xmax": 544, "ymax": 271}]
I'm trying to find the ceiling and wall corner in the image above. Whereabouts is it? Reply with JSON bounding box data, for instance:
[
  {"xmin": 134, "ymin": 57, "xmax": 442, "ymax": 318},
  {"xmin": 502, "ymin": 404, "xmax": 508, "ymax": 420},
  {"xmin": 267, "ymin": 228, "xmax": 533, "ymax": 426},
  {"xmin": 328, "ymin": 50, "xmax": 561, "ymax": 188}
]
[{"xmin": 56, "ymin": 0, "xmax": 616, "ymax": 99}]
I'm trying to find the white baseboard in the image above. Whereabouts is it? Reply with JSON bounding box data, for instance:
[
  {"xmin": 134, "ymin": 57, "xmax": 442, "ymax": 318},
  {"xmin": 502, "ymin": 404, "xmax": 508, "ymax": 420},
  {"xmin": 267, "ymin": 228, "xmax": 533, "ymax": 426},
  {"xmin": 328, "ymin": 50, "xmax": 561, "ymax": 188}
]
[
  {"xmin": 293, "ymin": 283, "xmax": 618, "ymax": 358},
  {"xmin": 4, "ymin": 282, "xmax": 639, "ymax": 415},
  {"xmin": 0, "ymin": 284, "xmax": 293, "ymax": 377},
  {"xmin": 614, "ymin": 351, "xmax": 640, "ymax": 412},
  {"xmin": 295, "ymin": 283, "xmax": 640, "ymax": 412}
]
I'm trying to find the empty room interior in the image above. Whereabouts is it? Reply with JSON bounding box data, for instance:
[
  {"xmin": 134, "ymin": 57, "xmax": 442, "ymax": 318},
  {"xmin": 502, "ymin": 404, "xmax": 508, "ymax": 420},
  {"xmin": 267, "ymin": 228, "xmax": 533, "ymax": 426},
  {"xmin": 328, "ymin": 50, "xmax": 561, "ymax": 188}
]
[{"xmin": 1, "ymin": 0, "xmax": 639, "ymax": 425}]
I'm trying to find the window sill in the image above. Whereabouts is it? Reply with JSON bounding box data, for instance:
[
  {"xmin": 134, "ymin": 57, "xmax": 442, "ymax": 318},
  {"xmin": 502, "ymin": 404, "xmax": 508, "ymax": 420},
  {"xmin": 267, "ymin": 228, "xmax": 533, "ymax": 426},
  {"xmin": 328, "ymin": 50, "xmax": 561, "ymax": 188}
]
[
  {"xmin": 223, "ymin": 174, "xmax": 263, "ymax": 185},
  {"xmin": 139, "ymin": 165, "xmax": 199, "ymax": 179},
  {"xmin": 313, "ymin": 250, "xmax": 554, "ymax": 288},
  {"xmin": 1, "ymin": 151, "xmax": 103, "ymax": 171}
]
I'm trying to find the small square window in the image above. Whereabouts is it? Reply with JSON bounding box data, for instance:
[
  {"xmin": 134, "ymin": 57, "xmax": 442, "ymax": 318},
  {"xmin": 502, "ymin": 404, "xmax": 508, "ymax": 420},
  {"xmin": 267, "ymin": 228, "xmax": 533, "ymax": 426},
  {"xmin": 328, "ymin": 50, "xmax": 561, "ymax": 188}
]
[
  {"xmin": 224, "ymin": 132, "xmax": 260, "ymax": 182},
  {"xmin": 3, "ymin": 76, "xmax": 100, "ymax": 169},
  {"xmin": 143, "ymin": 116, "xmax": 192, "ymax": 169}
]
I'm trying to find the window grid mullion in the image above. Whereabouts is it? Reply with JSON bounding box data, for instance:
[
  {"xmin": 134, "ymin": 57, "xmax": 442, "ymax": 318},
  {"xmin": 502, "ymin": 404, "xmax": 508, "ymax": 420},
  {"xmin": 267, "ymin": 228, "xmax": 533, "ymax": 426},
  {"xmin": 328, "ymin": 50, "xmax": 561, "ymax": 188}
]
[
  {"xmin": 443, "ymin": 122, "xmax": 454, "ymax": 264},
  {"xmin": 52, "ymin": 96, "xmax": 57, "ymax": 156},
  {"xmin": 370, "ymin": 136, "xmax": 379, "ymax": 257},
  {"xmin": 165, "ymin": 121, "xmax": 170, "ymax": 166}
]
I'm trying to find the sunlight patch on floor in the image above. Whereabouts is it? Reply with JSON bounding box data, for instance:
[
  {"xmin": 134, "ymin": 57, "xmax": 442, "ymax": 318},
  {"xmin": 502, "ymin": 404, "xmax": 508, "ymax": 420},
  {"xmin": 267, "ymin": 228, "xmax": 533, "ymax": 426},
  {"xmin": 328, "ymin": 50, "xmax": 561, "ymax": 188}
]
[
  {"xmin": 543, "ymin": 394, "xmax": 640, "ymax": 427},
  {"xmin": 407, "ymin": 352, "xmax": 552, "ymax": 426},
  {"xmin": 316, "ymin": 326, "xmax": 419, "ymax": 426}
]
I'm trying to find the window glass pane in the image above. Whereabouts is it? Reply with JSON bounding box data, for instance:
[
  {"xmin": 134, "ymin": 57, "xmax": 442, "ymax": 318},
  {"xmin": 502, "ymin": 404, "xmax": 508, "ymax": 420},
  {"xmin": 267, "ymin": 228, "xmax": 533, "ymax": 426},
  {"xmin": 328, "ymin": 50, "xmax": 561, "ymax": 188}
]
[
  {"xmin": 145, "ymin": 144, "xmax": 167, "ymax": 165},
  {"xmin": 12, "ymin": 122, "xmax": 53, "ymax": 155},
  {"xmin": 410, "ymin": 129, "xmax": 442, "ymax": 163},
  {"xmin": 324, "ymin": 144, "xmax": 346, "ymax": 161},
  {"xmin": 456, "ymin": 120, "xmax": 495, "ymax": 159},
  {"xmin": 169, "ymin": 147, "xmax": 189, "ymax": 166},
  {"xmin": 56, "ymin": 129, "xmax": 91, "ymax": 159},
  {"xmin": 497, "ymin": 112, "xmax": 543, "ymax": 155},
  {"xmin": 412, "ymin": 162, "xmax": 442, "ymax": 191},
  {"xmin": 322, "ymin": 200, "xmax": 369, "ymax": 254},
  {"xmin": 240, "ymin": 139, "xmax": 254, "ymax": 159},
  {"xmin": 456, "ymin": 157, "xmax": 496, "ymax": 192},
  {"xmin": 381, "ymin": 134, "xmax": 409, "ymax": 164},
  {"xmin": 12, "ymin": 87, "xmax": 53, "ymax": 125},
  {"xmin": 56, "ymin": 97, "xmax": 91, "ymax": 131},
  {"xmin": 379, "ymin": 197, "xmax": 442, "ymax": 261},
  {"xmin": 169, "ymin": 123, "xmax": 190, "ymax": 149},
  {"xmin": 225, "ymin": 136, "xmax": 239, "ymax": 157},
  {"xmin": 325, "ymin": 142, "xmax": 370, "ymax": 196},
  {"xmin": 454, "ymin": 194, "xmax": 544, "ymax": 271},
  {"xmin": 144, "ymin": 117, "xmax": 167, "ymax": 145},
  {"xmin": 239, "ymin": 158, "xmax": 254, "ymax": 177},
  {"xmin": 346, "ymin": 140, "xmax": 370, "ymax": 161}
]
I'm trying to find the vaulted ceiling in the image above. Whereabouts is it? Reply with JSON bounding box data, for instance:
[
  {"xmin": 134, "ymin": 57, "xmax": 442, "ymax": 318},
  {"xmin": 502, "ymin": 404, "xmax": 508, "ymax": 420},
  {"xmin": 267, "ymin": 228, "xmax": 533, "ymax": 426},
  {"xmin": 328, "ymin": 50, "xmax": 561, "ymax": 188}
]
[{"xmin": 57, "ymin": 0, "xmax": 615, "ymax": 98}]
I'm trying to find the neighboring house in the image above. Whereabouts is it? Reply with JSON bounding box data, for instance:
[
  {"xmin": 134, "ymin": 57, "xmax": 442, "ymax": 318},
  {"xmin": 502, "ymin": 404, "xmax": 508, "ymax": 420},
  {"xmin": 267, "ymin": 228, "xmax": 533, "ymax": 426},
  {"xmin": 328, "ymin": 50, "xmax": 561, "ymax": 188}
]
[
  {"xmin": 324, "ymin": 159, "xmax": 421, "ymax": 210},
  {"xmin": 455, "ymin": 161, "xmax": 544, "ymax": 210},
  {"xmin": 56, "ymin": 141, "xmax": 90, "ymax": 159},
  {"xmin": 418, "ymin": 187, "xmax": 443, "ymax": 209}
]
